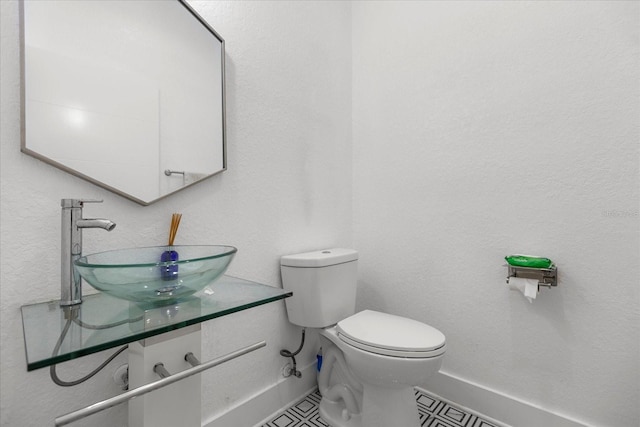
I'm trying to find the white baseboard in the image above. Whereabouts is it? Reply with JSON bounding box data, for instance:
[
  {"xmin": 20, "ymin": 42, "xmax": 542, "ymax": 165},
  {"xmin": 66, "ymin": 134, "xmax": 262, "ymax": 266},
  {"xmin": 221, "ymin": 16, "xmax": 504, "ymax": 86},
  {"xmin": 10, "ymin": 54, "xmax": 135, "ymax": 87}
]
[
  {"xmin": 203, "ymin": 364, "xmax": 595, "ymax": 427},
  {"xmin": 420, "ymin": 370, "xmax": 594, "ymax": 427},
  {"xmin": 202, "ymin": 361, "xmax": 317, "ymax": 427}
]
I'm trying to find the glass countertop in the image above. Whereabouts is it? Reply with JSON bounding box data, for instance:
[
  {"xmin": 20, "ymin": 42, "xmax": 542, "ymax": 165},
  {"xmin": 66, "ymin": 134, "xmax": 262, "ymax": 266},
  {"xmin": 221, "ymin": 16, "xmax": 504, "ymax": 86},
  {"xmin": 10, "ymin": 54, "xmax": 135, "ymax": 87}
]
[{"xmin": 21, "ymin": 275, "xmax": 292, "ymax": 371}]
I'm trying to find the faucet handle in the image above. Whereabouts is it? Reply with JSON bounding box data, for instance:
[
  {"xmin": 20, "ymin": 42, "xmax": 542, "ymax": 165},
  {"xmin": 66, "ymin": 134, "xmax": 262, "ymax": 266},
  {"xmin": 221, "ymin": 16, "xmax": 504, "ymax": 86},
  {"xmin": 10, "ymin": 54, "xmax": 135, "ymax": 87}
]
[{"xmin": 61, "ymin": 199, "xmax": 104, "ymax": 208}]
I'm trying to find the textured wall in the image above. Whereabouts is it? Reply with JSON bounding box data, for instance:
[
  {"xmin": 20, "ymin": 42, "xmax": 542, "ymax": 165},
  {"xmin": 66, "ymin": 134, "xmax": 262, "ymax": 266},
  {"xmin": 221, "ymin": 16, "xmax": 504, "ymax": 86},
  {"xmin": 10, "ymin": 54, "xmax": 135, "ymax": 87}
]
[
  {"xmin": 0, "ymin": 1, "xmax": 351, "ymax": 425},
  {"xmin": 3, "ymin": 1, "xmax": 638, "ymax": 426},
  {"xmin": 352, "ymin": 2, "xmax": 639, "ymax": 426}
]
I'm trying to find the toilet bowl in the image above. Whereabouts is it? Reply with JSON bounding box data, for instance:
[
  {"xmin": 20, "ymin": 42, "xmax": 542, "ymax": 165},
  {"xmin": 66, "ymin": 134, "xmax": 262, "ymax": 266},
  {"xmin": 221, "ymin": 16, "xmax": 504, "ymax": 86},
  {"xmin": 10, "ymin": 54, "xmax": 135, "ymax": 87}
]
[
  {"xmin": 318, "ymin": 310, "xmax": 445, "ymax": 427},
  {"xmin": 280, "ymin": 249, "xmax": 446, "ymax": 427}
]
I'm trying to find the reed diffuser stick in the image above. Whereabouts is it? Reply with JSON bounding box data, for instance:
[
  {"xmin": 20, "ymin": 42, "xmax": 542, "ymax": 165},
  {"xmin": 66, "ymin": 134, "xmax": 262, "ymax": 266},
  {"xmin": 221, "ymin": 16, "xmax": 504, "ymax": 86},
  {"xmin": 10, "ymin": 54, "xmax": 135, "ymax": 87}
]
[{"xmin": 168, "ymin": 213, "xmax": 182, "ymax": 246}]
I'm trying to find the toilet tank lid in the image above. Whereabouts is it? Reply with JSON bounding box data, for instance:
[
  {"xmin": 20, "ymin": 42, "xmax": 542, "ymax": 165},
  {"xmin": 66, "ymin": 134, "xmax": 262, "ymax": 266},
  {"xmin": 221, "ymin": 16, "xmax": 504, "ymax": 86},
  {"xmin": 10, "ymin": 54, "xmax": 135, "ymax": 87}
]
[{"xmin": 281, "ymin": 248, "xmax": 358, "ymax": 267}]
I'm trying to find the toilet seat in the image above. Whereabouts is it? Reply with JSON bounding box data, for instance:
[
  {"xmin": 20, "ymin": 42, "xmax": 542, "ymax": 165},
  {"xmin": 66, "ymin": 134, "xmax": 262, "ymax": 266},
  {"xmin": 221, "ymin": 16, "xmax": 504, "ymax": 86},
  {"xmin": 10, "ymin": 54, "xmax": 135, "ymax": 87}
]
[{"xmin": 336, "ymin": 310, "xmax": 446, "ymax": 358}]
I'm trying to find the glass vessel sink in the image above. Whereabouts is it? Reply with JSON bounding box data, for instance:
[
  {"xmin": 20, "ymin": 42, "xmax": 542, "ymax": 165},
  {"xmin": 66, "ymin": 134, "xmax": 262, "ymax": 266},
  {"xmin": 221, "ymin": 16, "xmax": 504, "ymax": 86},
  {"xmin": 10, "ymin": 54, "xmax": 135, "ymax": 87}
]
[{"xmin": 74, "ymin": 245, "xmax": 237, "ymax": 304}]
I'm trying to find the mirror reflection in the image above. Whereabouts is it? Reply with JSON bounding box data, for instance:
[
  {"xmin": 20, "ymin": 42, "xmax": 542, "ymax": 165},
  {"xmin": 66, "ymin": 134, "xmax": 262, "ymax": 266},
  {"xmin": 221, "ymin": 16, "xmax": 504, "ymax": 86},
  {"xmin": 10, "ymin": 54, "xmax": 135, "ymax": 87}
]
[{"xmin": 21, "ymin": 0, "xmax": 226, "ymax": 205}]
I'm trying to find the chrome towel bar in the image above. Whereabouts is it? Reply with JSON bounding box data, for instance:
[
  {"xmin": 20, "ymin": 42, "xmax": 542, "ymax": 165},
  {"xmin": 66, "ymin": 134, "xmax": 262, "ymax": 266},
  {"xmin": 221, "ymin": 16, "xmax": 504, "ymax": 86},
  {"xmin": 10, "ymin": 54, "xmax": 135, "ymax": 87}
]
[{"xmin": 54, "ymin": 341, "xmax": 266, "ymax": 426}]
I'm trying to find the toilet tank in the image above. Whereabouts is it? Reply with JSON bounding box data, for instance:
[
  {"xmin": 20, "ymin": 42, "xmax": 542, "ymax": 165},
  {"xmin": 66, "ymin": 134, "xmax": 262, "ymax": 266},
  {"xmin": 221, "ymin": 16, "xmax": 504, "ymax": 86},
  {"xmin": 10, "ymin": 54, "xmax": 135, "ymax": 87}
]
[{"xmin": 280, "ymin": 248, "xmax": 358, "ymax": 328}]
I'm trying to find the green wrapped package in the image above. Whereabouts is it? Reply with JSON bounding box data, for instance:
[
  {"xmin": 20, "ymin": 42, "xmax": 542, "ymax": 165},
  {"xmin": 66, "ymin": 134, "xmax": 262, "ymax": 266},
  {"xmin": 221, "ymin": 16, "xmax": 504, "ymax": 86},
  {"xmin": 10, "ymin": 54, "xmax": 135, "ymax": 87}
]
[{"xmin": 505, "ymin": 255, "xmax": 553, "ymax": 269}]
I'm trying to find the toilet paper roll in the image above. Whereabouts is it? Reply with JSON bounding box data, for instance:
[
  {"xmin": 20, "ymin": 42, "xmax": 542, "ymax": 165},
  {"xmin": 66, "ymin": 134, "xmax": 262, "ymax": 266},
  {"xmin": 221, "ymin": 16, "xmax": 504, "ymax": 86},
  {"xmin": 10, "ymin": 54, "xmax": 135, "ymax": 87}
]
[{"xmin": 508, "ymin": 277, "xmax": 539, "ymax": 303}]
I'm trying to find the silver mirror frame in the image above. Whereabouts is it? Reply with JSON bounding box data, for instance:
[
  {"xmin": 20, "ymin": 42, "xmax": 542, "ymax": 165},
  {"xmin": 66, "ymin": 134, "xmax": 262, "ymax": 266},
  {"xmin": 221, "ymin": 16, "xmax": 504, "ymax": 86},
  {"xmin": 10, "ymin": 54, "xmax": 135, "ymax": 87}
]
[{"xmin": 19, "ymin": 0, "xmax": 227, "ymax": 206}]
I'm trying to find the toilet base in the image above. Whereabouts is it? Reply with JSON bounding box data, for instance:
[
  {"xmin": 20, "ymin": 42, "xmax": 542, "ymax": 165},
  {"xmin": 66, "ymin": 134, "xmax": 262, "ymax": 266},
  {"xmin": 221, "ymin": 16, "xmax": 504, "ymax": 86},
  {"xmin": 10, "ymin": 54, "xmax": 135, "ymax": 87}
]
[
  {"xmin": 319, "ymin": 384, "xmax": 420, "ymax": 427},
  {"xmin": 361, "ymin": 385, "xmax": 420, "ymax": 427},
  {"xmin": 319, "ymin": 398, "xmax": 362, "ymax": 427}
]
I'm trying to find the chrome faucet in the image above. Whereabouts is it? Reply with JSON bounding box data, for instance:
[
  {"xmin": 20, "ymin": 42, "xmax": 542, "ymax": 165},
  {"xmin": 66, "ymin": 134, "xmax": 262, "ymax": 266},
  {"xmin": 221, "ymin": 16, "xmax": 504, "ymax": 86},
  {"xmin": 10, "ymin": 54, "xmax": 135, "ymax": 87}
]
[{"xmin": 60, "ymin": 199, "xmax": 116, "ymax": 306}]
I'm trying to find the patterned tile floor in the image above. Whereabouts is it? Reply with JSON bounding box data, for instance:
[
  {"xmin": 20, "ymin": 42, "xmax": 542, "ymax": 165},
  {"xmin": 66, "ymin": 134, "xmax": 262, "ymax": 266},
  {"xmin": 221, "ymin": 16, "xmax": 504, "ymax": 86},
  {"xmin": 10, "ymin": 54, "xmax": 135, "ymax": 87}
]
[{"xmin": 261, "ymin": 388, "xmax": 502, "ymax": 427}]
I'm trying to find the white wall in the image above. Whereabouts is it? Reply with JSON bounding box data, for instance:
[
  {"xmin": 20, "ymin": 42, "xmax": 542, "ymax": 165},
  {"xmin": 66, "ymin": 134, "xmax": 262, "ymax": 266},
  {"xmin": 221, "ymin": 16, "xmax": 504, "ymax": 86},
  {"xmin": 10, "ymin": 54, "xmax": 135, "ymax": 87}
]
[
  {"xmin": 2, "ymin": 1, "xmax": 638, "ymax": 427},
  {"xmin": 352, "ymin": 2, "xmax": 639, "ymax": 427},
  {"xmin": 0, "ymin": 0, "xmax": 351, "ymax": 425}
]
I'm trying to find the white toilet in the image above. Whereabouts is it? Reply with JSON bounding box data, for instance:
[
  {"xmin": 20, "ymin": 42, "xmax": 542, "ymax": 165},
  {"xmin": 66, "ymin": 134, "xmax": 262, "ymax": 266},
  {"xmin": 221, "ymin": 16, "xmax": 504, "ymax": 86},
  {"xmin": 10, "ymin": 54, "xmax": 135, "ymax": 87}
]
[{"xmin": 281, "ymin": 248, "xmax": 446, "ymax": 427}]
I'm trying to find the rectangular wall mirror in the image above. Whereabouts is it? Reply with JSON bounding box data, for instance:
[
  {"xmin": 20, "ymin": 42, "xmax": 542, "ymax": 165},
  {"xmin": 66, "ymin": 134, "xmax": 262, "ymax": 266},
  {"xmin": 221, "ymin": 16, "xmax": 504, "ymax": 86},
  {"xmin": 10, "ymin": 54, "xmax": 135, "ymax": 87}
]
[{"xmin": 20, "ymin": 0, "xmax": 226, "ymax": 205}]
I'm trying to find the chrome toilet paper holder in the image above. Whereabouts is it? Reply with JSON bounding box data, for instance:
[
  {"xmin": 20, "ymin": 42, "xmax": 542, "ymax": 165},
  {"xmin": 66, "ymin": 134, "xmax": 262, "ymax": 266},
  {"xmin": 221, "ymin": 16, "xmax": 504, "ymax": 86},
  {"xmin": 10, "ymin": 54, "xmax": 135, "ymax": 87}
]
[{"xmin": 506, "ymin": 264, "xmax": 558, "ymax": 288}]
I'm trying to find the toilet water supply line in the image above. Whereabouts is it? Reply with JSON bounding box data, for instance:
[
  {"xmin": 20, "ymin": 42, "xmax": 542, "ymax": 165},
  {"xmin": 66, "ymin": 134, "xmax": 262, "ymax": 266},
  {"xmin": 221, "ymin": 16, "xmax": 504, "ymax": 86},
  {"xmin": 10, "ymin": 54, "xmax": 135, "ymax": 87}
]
[
  {"xmin": 280, "ymin": 327, "xmax": 306, "ymax": 378},
  {"xmin": 279, "ymin": 328, "xmax": 360, "ymax": 418}
]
